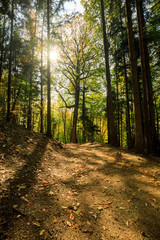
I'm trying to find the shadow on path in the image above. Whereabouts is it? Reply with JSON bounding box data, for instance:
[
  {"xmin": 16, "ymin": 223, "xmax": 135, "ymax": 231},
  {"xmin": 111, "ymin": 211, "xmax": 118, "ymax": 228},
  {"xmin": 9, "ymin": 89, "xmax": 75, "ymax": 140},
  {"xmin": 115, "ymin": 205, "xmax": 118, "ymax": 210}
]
[{"xmin": 1, "ymin": 135, "xmax": 48, "ymax": 239}]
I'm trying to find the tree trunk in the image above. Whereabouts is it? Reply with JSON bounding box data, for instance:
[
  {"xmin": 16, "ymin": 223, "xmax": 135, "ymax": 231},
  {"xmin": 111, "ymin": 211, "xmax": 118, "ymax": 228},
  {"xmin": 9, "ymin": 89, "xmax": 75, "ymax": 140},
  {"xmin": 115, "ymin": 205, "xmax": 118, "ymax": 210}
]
[
  {"xmin": 0, "ymin": 15, "xmax": 6, "ymax": 83},
  {"xmin": 40, "ymin": 15, "xmax": 44, "ymax": 133},
  {"xmin": 82, "ymin": 81, "xmax": 86, "ymax": 143},
  {"xmin": 7, "ymin": 0, "xmax": 14, "ymax": 122},
  {"xmin": 62, "ymin": 110, "xmax": 67, "ymax": 144},
  {"xmin": 124, "ymin": 56, "xmax": 132, "ymax": 146},
  {"xmin": 71, "ymin": 78, "xmax": 80, "ymax": 143},
  {"xmin": 100, "ymin": 0, "xmax": 118, "ymax": 146},
  {"xmin": 46, "ymin": 0, "xmax": 52, "ymax": 137},
  {"xmin": 27, "ymin": 16, "xmax": 37, "ymax": 130},
  {"xmin": 125, "ymin": 0, "xmax": 144, "ymax": 153},
  {"xmin": 136, "ymin": 0, "xmax": 159, "ymax": 153},
  {"xmin": 118, "ymin": 0, "xmax": 132, "ymax": 147},
  {"xmin": 116, "ymin": 67, "xmax": 120, "ymax": 146}
]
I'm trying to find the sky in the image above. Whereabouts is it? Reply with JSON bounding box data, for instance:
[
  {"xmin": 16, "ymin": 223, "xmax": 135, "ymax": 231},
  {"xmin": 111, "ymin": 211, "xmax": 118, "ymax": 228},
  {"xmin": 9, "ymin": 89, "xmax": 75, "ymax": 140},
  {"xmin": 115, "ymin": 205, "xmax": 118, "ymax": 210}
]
[{"xmin": 63, "ymin": 0, "xmax": 84, "ymax": 14}]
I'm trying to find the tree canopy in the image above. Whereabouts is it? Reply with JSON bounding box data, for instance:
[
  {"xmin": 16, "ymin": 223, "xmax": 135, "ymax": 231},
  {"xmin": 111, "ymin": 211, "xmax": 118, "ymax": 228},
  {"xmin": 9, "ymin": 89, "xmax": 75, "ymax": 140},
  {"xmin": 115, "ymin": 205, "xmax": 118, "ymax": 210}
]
[{"xmin": 0, "ymin": 0, "xmax": 159, "ymax": 154}]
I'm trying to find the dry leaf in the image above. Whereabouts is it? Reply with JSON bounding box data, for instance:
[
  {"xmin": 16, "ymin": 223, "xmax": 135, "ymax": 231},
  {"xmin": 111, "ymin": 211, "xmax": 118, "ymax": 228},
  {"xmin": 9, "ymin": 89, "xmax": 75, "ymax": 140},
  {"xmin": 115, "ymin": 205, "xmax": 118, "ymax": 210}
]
[
  {"xmin": 150, "ymin": 178, "xmax": 155, "ymax": 181},
  {"xmin": 32, "ymin": 221, "xmax": 40, "ymax": 227},
  {"xmin": 70, "ymin": 213, "xmax": 74, "ymax": 220},
  {"xmin": 53, "ymin": 219, "xmax": 57, "ymax": 224},
  {"xmin": 40, "ymin": 229, "xmax": 45, "ymax": 235},
  {"xmin": 67, "ymin": 221, "xmax": 71, "ymax": 227}
]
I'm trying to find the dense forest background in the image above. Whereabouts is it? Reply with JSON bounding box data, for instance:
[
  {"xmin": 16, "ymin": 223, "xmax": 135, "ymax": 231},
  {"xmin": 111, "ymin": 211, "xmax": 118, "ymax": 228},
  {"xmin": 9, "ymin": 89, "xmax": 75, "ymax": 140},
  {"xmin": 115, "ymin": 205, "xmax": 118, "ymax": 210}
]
[{"xmin": 0, "ymin": 0, "xmax": 159, "ymax": 154}]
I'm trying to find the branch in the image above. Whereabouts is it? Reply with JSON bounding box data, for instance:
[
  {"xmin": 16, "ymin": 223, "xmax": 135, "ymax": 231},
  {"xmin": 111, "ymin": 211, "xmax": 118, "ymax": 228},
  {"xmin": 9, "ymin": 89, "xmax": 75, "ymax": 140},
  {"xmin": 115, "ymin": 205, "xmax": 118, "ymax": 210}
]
[
  {"xmin": 55, "ymin": 88, "xmax": 75, "ymax": 109},
  {"xmin": 58, "ymin": 82, "xmax": 75, "ymax": 95}
]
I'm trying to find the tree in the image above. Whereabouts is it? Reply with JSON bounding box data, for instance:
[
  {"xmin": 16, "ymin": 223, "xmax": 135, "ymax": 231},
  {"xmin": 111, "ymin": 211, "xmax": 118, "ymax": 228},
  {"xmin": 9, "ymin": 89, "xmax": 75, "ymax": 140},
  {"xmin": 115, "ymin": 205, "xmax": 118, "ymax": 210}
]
[
  {"xmin": 7, "ymin": 0, "xmax": 14, "ymax": 122},
  {"xmin": 56, "ymin": 16, "xmax": 97, "ymax": 142},
  {"xmin": 136, "ymin": 0, "xmax": 159, "ymax": 153},
  {"xmin": 125, "ymin": 0, "xmax": 144, "ymax": 152},
  {"xmin": 46, "ymin": 0, "xmax": 52, "ymax": 136},
  {"xmin": 100, "ymin": 0, "xmax": 118, "ymax": 146}
]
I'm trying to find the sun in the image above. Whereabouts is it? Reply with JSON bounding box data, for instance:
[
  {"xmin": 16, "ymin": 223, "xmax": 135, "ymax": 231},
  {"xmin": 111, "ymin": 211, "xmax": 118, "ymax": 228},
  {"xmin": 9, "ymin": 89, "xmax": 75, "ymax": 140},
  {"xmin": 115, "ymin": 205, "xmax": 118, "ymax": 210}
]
[{"xmin": 50, "ymin": 49, "xmax": 59, "ymax": 62}]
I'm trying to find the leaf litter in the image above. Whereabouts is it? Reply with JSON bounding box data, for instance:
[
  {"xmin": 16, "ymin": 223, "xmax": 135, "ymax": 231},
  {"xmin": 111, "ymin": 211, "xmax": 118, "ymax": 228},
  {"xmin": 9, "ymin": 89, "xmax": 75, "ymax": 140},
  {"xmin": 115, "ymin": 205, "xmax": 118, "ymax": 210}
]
[{"xmin": 0, "ymin": 123, "xmax": 160, "ymax": 240}]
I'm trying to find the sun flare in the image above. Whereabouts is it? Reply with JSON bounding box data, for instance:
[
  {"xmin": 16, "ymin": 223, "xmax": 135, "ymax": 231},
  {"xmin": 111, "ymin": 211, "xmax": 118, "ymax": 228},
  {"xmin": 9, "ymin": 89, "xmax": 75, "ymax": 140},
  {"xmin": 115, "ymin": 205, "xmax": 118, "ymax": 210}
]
[{"xmin": 50, "ymin": 49, "xmax": 59, "ymax": 61}]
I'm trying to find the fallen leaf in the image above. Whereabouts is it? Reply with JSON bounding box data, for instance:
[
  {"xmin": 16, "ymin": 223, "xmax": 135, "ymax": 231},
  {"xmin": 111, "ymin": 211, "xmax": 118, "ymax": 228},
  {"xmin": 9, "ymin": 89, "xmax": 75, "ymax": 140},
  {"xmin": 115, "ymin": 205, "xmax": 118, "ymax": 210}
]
[
  {"xmin": 67, "ymin": 221, "xmax": 71, "ymax": 227},
  {"xmin": 53, "ymin": 219, "xmax": 57, "ymax": 224},
  {"xmin": 20, "ymin": 196, "xmax": 29, "ymax": 202},
  {"xmin": 98, "ymin": 206, "xmax": 103, "ymax": 211},
  {"xmin": 67, "ymin": 209, "xmax": 71, "ymax": 214},
  {"xmin": 70, "ymin": 213, "xmax": 74, "ymax": 220},
  {"xmin": 76, "ymin": 209, "xmax": 81, "ymax": 214},
  {"xmin": 13, "ymin": 205, "xmax": 18, "ymax": 209},
  {"xmin": 32, "ymin": 221, "xmax": 40, "ymax": 227},
  {"xmin": 16, "ymin": 149, "xmax": 21, "ymax": 152},
  {"xmin": 62, "ymin": 206, "xmax": 67, "ymax": 209},
  {"xmin": 40, "ymin": 229, "xmax": 45, "ymax": 235},
  {"xmin": 103, "ymin": 205, "xmax": 109, "ymax": 209},
  {"xmin": 150, "ymin": 178, "xmax": 155, "ymax": 181}
]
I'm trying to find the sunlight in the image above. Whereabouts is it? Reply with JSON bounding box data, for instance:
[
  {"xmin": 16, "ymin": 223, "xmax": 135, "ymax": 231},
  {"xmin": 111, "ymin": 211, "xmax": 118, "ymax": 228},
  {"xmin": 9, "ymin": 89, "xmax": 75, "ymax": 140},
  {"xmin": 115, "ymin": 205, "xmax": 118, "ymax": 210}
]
[{"xmin": 50, "ymin": 49, "xmax": 59, "ymax": 62}]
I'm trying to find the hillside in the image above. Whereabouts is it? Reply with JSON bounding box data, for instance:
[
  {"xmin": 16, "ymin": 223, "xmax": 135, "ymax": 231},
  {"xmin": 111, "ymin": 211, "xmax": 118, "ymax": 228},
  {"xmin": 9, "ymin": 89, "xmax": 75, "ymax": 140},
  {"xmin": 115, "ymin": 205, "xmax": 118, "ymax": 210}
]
[{"xmin": 0, "ymin": 124, "xmax": 160, "ymax": 240}]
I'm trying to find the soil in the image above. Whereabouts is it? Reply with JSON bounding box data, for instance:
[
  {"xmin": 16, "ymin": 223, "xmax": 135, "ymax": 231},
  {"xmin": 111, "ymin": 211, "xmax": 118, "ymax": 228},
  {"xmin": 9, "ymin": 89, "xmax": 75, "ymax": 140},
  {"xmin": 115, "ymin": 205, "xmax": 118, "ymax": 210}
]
[{"xmin": 0, "ymin": 123, "xmax": 160, "ymax": 240}]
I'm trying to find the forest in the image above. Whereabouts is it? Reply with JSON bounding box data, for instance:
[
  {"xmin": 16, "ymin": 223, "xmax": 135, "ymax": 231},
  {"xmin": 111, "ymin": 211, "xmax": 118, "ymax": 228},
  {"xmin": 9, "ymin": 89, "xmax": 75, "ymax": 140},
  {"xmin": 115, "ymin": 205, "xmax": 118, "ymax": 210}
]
[{"xmin": 0, "ymin": 0, "xmax": 159, "ymax": 154}]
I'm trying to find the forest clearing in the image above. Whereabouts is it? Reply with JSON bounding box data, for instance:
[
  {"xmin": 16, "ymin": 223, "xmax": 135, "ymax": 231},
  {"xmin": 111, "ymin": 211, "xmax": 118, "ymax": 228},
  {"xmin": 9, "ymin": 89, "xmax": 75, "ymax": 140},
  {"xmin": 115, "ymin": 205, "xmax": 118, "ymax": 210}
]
[{"xmin": 0, "ymin": 123, "xmax": 160, "ymax": 240}]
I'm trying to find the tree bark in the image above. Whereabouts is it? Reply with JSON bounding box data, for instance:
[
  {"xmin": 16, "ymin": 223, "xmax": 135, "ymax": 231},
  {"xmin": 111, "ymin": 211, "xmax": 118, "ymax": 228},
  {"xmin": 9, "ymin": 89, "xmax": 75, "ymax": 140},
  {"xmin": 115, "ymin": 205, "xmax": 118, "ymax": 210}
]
[
  {"xmin": 136, "ymin": 0, "xmax": 159, "ymax": 153},
  {"xmin": 46, "ymin": 0, "xmax": 52, "ymax": 137},
  {"xmin": 100, "ymin": 0, "xmax": 118, "ymax": 146},
  {"xmin": 40, "ymin": 15, "xmax": 44, "ymax": 133},
  {"xmin": 71, "ymin": 78, "xmax": 80, "ymax": 143},
  {"xmin": 82, "ymin": 81, "xmax": 86, "ymax": 143},
  {"xmin": 0, "ymin": 15, "xmax": 6, "ymax": 83},
  {"xmin": 118, "ymin": 0, "xmax": 132, "ymax": 147},
  {"xmin": 7, "ymin": 0, "xmax": 14, "ymax": 122},
  {"xmin": 125, "ymin": 0, "xmax": 144, "ymax": 153}
]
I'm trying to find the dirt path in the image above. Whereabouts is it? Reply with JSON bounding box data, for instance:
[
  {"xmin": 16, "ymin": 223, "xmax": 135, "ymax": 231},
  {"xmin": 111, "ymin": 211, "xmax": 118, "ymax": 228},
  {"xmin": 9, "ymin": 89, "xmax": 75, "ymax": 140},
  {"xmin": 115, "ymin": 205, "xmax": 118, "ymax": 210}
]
[{"xmin": 0, "ymin": 125, "xmax": 160, "ymax": 239}]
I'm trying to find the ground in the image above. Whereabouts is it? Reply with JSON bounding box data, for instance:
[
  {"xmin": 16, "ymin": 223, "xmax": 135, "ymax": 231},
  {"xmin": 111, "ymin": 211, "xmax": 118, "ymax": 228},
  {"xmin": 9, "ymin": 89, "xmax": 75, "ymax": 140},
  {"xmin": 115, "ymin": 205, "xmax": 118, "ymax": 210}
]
[{"xmin": 0, "ymin": 123, "xmax": 160, "ymax": 240}]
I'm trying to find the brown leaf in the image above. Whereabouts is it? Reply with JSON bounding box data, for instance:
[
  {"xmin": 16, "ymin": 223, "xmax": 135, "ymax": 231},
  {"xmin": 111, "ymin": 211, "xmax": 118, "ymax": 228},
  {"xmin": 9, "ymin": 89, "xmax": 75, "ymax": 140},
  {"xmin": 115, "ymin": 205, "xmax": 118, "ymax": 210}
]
[{"xmin": 70, "ymin": 213, "xmax": 74, "ymax": 220}]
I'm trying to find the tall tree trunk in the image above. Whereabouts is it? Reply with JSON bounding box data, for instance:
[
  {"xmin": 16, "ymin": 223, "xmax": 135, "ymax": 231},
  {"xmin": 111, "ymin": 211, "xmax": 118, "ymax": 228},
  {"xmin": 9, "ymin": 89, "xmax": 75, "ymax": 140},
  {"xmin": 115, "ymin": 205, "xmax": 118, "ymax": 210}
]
[
  {"xmin": 125, "ymin": 0, "xmax": 144, "ymax": 153},
  {"xmin": 82, "ymin": 81, "xmax": 86, "ymax": 143},
  {"xmin": 116, "ymin": 67, "xmax": 120, "ymax": 146},
  {"xmin": 0, "ymin": 15, "xmax": 6, "ymax": 83},
  {"xmin": 100, "ymin": 0, "xmax": 118, "ymax": 146},
  {"xmin": 7, "ymin": 0, "xmax": 14, "ymax": 122},
  {"xmin": 136, "ymin": 0, "xmax": 159, "ymax": 153},
  {"xmin": 124, "ymin": 56, "xmax": 132, "ymax": 146},
  {"xmin": 27, "ymin": 67, "xmax": 33, "ymax": 129},
  {"xmin": 71, "ymin": 78, "xmax": 80, "ymax": 143},
  {"xmin": 46, "ymin": 0, "xmax": 52, "ymax": 137},
  {"xmin": 118, "ymin": 0, "xmax": 132, "ymax": 147},
  {"xmin": 40, "ymin": 15, "xmax": 44, "ymax": 133},
  {"xmin": 62, "ymin": 110, "xmax": 67, "ymax": 144},
  {"xmin": 27, "ymin": 16, "xmax": 37, "ymax": 130}
]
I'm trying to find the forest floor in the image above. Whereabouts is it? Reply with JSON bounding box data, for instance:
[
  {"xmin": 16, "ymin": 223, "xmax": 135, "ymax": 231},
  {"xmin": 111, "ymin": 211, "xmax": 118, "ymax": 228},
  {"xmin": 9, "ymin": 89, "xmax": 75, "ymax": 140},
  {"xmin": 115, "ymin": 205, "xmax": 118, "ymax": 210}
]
[{"xmin": 0, "ymin": 123, "xmax": 160, "ymax": 240}]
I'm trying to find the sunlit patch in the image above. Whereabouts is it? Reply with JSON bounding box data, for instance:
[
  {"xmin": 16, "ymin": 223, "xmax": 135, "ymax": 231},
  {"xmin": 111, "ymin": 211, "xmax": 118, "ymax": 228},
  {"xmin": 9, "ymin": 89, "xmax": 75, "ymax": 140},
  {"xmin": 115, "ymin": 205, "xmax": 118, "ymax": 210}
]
[{"xmin": 50, "ymin": 49, "xmax": 59, "ymax": 61}]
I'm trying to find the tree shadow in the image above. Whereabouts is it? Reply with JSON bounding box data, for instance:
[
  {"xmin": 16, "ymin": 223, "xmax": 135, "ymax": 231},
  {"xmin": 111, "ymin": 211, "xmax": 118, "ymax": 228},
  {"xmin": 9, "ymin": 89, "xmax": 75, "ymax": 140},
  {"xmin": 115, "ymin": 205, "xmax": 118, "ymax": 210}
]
[
  {"xmin": 57, "ymin": 143, "xmax": 160, "ymax": 239},
  {"xmin": 1, "ymin": 135, "xmax": 49, "ymax": 239}
]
